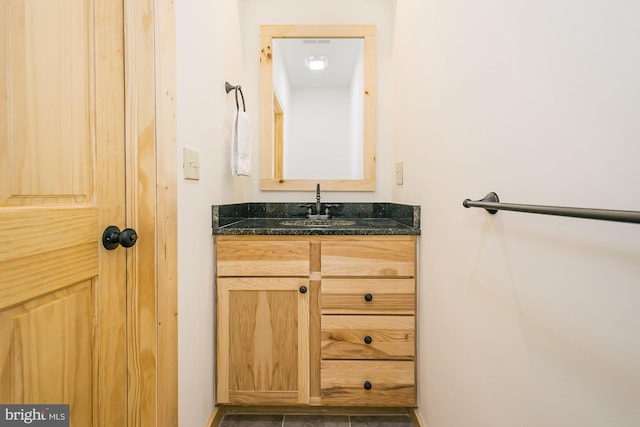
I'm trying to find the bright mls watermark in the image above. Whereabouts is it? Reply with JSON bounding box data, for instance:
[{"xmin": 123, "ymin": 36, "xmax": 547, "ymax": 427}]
[{"xmin": 0, "ymin": 405, "xmax": 69, "ymax": 426}]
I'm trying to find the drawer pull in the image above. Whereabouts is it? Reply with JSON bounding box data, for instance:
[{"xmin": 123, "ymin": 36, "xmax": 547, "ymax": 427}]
[
  {"xmin": 299, "ymin": 286, "xmax": 308, "ymax": 294},
  {"xmin": 364, "ymin": 293, "xmax": 373, "ymax": 302},
  {"xmin": 364, "ymin": 335, "xmax": 373, "ymax": 344},
  {"xmin": 363, "ymin": 380, "xmax": 373, "ymax": 390}
]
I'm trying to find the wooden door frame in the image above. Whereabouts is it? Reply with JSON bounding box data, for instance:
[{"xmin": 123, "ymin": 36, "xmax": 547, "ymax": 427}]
[{"xmin": 125, "ymin": 0, "xmax": 177, "ymax": 425}]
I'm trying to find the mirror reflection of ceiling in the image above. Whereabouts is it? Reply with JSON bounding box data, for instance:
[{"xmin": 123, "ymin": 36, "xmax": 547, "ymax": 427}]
[{"xmin": 274, "ymin": 38, "xmax": 363, "ymax": 88}]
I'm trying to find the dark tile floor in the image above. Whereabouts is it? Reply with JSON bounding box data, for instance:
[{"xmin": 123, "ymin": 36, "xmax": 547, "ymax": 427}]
[{"xmin": 219, "ymin": 413, "xmax": 413, "ymax": 427}]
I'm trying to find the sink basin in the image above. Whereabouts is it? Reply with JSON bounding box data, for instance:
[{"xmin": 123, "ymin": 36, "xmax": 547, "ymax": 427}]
[{"xmin": 279, "ymin": 219, "xmax": 356, "ymax": 227}]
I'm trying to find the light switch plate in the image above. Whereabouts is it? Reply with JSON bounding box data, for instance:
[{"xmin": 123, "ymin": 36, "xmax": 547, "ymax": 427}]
[
  {"xmin": 396, "ymin": 161, "xmax": 404, "ymax": 185},
  {"xmin": 183, "ymin": 147, "xmax": 200, "ymax": 180}
]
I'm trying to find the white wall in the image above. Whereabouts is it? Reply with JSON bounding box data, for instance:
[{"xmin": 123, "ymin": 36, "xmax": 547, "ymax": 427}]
[
  {"xmin": 240, "ymin": 0, "xmax": 397, "ymax": 202},
  {"xmin": 175, "ymin": 0, "xmax": 245, "ymax": 425},
  {"xmin": 391, "ymin": 1, "xmax": 640, "ymax": 426}
]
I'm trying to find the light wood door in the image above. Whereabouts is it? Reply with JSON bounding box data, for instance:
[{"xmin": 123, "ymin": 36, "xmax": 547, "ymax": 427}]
[
  {"xmin": 0, "ymin": 1, "xmax": 127, "ymax": 425},
  {"xmin": 217, "ymin": 277, "xmax": 310, "ymax": 405}
]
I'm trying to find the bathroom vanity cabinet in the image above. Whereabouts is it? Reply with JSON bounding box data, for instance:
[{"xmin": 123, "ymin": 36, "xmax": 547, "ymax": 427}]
[{"xmin": 215, "ymin": 235, "xmax": 417, "ymax": 408}]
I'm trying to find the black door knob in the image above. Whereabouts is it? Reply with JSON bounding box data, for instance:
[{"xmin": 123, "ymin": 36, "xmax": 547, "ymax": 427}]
[
  {"xmin": 364, "ymin": 293, "xmax": 373, "ymax": 302},
  {"xmin": 299, "ymin": 286, "xmax": 308, "ymax": 294},
  {"xmin": 102, "ymin": 225, "xmax": 138, "ymax": 250},
  {"xmin": 364, "ymin": 335, "xmax": 373, "ymax": 344},
  {"xmin": 363, "ymin": 381, "xmax": 372, "ymax": 390}
]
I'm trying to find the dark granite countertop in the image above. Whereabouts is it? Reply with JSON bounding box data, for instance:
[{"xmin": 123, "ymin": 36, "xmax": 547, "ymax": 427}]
[{"xmin": 212, "ymin": 202, "xmax": 421, "ymax": 236}]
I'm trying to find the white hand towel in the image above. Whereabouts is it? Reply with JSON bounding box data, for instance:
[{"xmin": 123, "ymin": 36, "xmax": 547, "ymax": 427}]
[{"xmin": 231, "ymin": 108, "xmax": 252, "ymax": 176}]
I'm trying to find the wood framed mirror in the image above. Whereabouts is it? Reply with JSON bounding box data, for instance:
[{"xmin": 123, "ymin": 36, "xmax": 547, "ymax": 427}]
[{"xmin": 259, "ymin": 25, "xmax": 376, "ymax": 191}]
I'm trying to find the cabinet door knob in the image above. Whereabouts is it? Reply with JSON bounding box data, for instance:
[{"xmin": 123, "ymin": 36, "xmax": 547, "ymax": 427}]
[
  {"xmin": 364, "ymin": 293, "xmax": 373, "ymax": 302},
  {"xmin": 299, "ymin": 286, "xmax": 308, "ymax": 294},
  {"xmin": 363, "ymin": 381, "xmax": 373, "ymax": 390},
  {"xmin": 364, "ymin": 335, "xmax": 373, "ymax": 344}
]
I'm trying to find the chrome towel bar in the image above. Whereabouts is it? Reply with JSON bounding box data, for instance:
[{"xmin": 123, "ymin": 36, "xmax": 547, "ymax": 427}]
[{"xmin": 463, "ymin": 192, "xmax": 640, "ymax": 224}]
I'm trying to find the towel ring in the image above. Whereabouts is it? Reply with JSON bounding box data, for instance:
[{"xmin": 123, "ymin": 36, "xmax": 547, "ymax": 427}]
[{"xmin": 225, "ymin": 81, "xmax": 245, "ymax": 112}]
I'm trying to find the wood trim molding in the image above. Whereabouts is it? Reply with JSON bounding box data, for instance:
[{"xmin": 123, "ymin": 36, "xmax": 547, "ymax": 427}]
[
  {"xmin": 206, "ymin": 407, "xmax": 226, "ymax": 427},
  {"xmin": 125, "ymin": 0, "xmax": 177, "ymax": 425},
  {"xmin": 259, "ymin": 25, "xmax": 377, "ymax": 192},
  {"xmin": 155, "ymin": 0, "xmax": 178, "ymax": 425},
  {"xmin": 409, "ymin": 408, "xmax": 426, "ymax": 427},
  {"xmin": 124, "ymin": 0, "xmax": 157, "ymax": 424}
]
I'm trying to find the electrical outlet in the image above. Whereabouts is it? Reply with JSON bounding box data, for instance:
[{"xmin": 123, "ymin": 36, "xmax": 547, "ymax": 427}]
[
  {"xmin": 396, "ymin": 161, "xmax": 404, "ymax": 185},
  {"xmin": 183, "ymin": 147, "xmax": 200, "ymax": 180}
]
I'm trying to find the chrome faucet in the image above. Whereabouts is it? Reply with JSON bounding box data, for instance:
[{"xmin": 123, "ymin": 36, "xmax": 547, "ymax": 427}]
[
  {"xmin": 315, "ymin": 183, "xmax": 322, "ymax": 217},
  {"xmin": 300, "ymin": 183, "xmax": 338, "ymax": 219}
]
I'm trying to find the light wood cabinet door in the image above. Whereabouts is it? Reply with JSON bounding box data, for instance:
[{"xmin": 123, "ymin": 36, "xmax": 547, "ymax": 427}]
[
  {"xmin": 216, "ymin": 240, "xmax": 309, "ymax": 277},
  {"xmin": 321, "ymin": 278, "xmax": 415, "ymax": 315},
  {"xmin": 322, "ymin": 240, "xmax": 415, "ymax": 277},
  {"xmin": 321, "ymin": 360, "xmax": 416, "ymax": 406},
  {"xmin": 216, "ymin": 277, "xmax": 310, "ymax": 405},
  {"xmin": 321, "ymin": 315, "xmax": 415, "ymax": 360}
]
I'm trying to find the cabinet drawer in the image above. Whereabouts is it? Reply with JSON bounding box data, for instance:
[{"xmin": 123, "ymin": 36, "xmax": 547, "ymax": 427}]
[
  {"xmin": 216, "ymin": 240, "xmax": 309, "ymax": 276},
  {"xmin": 321, "ymin": 315, "xmax": 415, "ymax": 360},
  {"xmin": 321, "ymin": 240, "xmax": 415, "ymax": 277},
  {"xmin": 321, "ymin": 279, "xmax": 415, "ymax": 315},
  {"xmin": 321, "ymin": 360, "xmax": 415, "ymax": 406}
]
